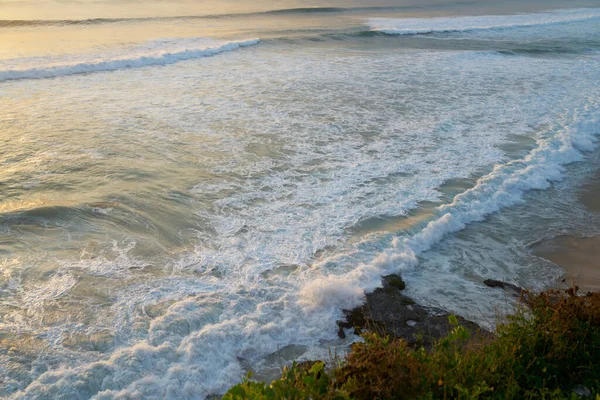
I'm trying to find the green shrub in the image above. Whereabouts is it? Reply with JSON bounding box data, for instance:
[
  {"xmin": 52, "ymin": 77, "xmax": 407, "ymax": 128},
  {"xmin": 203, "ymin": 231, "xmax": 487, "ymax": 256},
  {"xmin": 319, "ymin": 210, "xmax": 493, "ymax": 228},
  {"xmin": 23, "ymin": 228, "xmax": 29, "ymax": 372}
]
[
  {"xmin": 222, "ymin": 361, "xmax": 349, "ymax": 400},
  {"xmin": 334, "ymin": 333, "xmax": 430, "ymax": 399},
  {"xmin": 222, "ymin": 287, "xmax": 600, "ymax": 399},
  {"xmin": 487, "ymin": 287, "xmax": 600, "ymax": 396}
]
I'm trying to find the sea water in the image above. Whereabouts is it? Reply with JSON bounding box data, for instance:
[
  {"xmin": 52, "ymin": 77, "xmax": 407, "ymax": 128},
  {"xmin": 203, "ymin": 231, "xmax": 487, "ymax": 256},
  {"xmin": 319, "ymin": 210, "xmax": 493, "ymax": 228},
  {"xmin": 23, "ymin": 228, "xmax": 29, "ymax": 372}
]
[{"xmin": 1, "ymin": 0, "xmax": 600, "ymax": 398}]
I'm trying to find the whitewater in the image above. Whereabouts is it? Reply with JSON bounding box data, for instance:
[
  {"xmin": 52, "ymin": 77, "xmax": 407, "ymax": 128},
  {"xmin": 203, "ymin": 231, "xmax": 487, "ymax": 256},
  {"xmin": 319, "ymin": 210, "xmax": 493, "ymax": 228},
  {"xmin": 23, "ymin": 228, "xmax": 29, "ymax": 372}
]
[
  {"xmin": 1, "ymin": 2, "xmax": 600, "ymax": 398},
  {"xmin": 0, "ymin": 39, "xmax": 260, "ymax": 82}
]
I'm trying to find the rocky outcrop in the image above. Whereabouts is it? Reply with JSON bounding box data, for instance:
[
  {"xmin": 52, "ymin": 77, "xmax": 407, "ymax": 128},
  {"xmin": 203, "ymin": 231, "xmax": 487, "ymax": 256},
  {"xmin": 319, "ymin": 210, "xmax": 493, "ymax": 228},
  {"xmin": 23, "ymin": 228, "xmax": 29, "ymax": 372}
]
[
  {"xmin": 483, "ymin": 279, "xmax": 524, "ymax": 297},
  {"xmin": 337, "ymin": 275, "xmax": 493, "ymax": 348}
]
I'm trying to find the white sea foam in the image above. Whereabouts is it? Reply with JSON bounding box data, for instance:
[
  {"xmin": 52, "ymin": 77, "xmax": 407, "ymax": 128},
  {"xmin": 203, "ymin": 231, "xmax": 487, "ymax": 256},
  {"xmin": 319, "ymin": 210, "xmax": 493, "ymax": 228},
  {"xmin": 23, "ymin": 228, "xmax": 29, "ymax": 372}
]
[
  {"xmin": 0, "ymin": 38, "xmax": 259, "ymax": 82},
  {"xmin": 22, "ymin": 273, "xmax": 78, "ymax": 313},
  {"xmin": 368, "ymin": 8, "xmax": 600, "ymax": 35},
  {"xmin": 10, "ymin": 102, "xmax": 600, "ymax": 400},
  {"xmin": 3, "ymin": 23, "xmax": 600, "ymax": 400},
  {"xmin": 300, "ymin": 106, "xmax": 600, "ymax": 310}
]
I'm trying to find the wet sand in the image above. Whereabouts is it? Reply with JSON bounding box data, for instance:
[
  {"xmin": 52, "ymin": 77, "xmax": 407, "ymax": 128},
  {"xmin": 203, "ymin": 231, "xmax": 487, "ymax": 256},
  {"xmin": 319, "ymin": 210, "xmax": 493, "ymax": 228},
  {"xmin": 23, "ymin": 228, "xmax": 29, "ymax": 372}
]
[
  {"xmin": 578, "ymin": 175, "xmax": 600, "ymax": 214},
  {"xmin": 532, "ymin": 173, "xmax": 600, "ymax": 293},
  {"xmin": 534, "ymin": 235, "xmax": 600, "ymax": 293}
]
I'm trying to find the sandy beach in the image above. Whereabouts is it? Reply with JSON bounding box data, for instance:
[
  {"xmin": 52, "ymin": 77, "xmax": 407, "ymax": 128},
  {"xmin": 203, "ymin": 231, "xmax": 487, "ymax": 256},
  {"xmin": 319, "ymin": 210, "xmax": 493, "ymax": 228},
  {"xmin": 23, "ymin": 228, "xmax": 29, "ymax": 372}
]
[
  {"xmin": 533, "ymin": 172, "xmax": 600, "ymax": 293},
  {"xmin": 579, "ymin": 172, "xmax": 600, "ymax": 214}
]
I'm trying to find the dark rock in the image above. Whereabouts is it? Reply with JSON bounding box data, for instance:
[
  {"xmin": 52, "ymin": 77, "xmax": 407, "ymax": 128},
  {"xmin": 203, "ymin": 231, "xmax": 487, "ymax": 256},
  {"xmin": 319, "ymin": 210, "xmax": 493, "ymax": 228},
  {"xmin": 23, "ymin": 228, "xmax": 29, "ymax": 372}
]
[
  {"xmin": 338, "ymin": 286, "xmax": 493, "ymax": 348},
  {"xmin": 265, "ymin": 344, "xmax": 308, "ymax": 364},
  {"xmin": 483, "ymin": 279, "xmax": 524, "ymax": 296},
  {"xmin": 382, "ymin": 274, "xmax": 406, "ymax": 291},
  {"xmin": 337, "ymin": 326, "xmax": 346, "ymax": 339},
  {"xmin": 339, "ymin": 306, "xmax": 369, "ymax": 335},
  {"xmin": 573, "ymin": 384, "xmax": 591, "ymax": 397}
]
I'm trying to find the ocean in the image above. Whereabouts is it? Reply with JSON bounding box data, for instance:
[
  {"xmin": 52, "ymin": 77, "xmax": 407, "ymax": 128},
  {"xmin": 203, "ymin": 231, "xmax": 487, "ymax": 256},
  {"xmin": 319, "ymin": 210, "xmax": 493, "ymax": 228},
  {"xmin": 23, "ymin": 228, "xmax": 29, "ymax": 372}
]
[{"xmin": 1, "ymin": 0, "xmax": 600, "ymax": 398}]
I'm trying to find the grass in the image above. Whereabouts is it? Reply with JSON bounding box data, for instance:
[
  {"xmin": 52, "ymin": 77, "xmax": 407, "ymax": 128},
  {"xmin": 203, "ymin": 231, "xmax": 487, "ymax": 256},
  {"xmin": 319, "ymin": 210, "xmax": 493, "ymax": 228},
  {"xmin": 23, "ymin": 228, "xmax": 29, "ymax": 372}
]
[{"xmin": 222, "ymin": 287, "xmax": 600, "ymax": 399}]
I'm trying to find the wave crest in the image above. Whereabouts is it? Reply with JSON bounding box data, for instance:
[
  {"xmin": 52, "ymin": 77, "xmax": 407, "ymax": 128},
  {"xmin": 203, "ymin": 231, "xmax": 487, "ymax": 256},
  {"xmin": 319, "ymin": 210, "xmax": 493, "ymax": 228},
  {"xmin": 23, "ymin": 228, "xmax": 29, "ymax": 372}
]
[
  {"xmin": 300, "ymin": 104, "xmax": 600, "ymax": 310},
  {"xmin": 368, "ymin": 8, "xmax": 600, "ymax": 36},
  {"xmin": 0, "ymin": 38, "xmax": 259, "ymax": 82}
]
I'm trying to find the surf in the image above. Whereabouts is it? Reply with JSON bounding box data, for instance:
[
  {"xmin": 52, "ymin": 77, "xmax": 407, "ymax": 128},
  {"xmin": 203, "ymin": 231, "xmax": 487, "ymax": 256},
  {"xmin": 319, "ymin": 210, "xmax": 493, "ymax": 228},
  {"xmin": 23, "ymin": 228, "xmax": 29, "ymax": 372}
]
[
  {"xmin": 0, "ymin": 38, "xmax": 259, "ymax": 82},
  {"xmin": 368, "ymin": 8, "xmax": 600, "ymax": 36}
]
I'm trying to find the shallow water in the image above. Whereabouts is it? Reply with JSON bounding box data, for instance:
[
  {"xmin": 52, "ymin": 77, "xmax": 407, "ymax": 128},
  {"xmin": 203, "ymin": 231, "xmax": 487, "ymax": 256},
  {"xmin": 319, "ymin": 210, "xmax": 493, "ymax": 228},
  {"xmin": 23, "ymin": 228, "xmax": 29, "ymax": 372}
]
[{"xmin": 1, "ymin": 0, "xmax": 600, "ymax": 398}]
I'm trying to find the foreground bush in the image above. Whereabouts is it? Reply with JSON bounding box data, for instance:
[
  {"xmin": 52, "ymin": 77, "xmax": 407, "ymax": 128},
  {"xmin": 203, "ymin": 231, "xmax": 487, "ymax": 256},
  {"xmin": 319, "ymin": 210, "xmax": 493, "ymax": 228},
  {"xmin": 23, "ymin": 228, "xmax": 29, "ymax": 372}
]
[{"xmin": 223, "ymin": 287, "xmax": 600, "ymax": 399}]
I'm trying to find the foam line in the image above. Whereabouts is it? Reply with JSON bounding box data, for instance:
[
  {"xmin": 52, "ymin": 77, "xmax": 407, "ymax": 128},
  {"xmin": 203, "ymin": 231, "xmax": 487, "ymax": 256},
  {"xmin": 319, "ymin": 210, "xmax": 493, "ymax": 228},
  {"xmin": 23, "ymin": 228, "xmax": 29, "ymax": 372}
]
[
  {"xmin": 300, "ymin": 105, "xmax": 600, "ymax": 309},
  {"xmin": 368, "ymin": 8, "xmax": 600, "ymax": 35},
  {"xmin": 0, "ymin": 39, "xmax": 259, "ymax": 82}
]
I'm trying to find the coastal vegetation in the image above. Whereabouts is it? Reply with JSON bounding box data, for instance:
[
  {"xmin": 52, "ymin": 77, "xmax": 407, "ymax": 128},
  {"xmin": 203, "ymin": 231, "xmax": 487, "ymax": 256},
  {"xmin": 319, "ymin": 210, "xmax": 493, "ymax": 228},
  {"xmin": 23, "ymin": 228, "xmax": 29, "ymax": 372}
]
[{"xmin": 223, "ymin": 286, "xmax": 600, "ymax": 399}]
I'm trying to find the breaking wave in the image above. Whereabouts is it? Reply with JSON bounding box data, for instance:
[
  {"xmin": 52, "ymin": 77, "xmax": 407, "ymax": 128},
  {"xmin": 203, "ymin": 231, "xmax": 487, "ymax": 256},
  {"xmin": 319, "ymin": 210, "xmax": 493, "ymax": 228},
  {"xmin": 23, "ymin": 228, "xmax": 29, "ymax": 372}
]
[
  {"xmin": 0, "ymin": 39, "xmax": 259, "ymax": 82},
  {"xmin": 368, "ymin": 8, "xmax": 600, "ymax": 35},
  {"xmin": 301, "ymin": 103, "xmax": 600, "ymax": 311}
]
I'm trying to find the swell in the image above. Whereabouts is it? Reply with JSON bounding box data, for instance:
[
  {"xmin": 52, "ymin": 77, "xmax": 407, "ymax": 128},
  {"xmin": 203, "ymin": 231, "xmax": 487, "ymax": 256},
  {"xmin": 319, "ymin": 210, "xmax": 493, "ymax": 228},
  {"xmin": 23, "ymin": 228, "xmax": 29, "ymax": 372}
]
[
  {"xmin": 264, "ymin": 32, "xmax": 600, "ymax": 58},
  {"xmin": 0, "ymin": 6, "xmax": 407, "ymax": 28},
  {"xmin": 4, "ymin": 7, "xmax": 599, "ymax": 34},
  {"xmin": 0, "ymin": 39, "xmax": 259, "ymax": 82},
  {"xmin": 0, "ymin": 203, "xmax": 140, "ymax": 230}
]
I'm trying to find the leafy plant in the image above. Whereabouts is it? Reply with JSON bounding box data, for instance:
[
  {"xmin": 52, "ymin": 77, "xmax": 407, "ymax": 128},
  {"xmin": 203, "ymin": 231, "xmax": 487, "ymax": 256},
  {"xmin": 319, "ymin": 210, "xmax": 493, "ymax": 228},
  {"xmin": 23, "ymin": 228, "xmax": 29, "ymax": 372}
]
[{"xmin": 223, "ymin": 287, "xmax": 600, "ymax": 399}]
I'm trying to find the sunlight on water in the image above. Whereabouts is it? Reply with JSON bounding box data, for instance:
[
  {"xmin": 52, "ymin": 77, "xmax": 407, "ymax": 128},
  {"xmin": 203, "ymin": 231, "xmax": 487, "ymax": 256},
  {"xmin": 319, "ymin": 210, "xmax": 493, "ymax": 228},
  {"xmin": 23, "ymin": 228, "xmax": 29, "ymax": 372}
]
[{"xmin": 0, "ymin": 0, "xmax": 600, "ymax": 398}]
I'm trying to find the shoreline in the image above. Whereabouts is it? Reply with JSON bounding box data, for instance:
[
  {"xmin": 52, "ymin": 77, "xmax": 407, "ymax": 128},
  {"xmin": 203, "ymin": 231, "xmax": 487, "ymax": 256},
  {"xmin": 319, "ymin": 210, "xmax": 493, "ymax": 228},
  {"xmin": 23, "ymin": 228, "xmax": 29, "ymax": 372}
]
[
  {"xmin": 532, "ymin": 170, "xmax": 600, "ymax": 294},
  {"xmin": 533, "ymin": 235, "xmax": 600, "ymax": 293},
  {"xmin": 336, "ymin": 165, "xmax": 600, "ymax": 353}
]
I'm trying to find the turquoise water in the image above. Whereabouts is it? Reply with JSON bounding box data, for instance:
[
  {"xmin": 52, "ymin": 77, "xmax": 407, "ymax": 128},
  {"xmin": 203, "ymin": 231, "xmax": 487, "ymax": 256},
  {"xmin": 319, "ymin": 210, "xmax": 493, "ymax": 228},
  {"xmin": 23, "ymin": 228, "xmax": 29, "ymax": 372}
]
[{"xmin": 1, "ymin": 1, "xmax": 600, "ymax": 398}]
